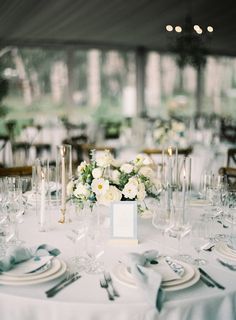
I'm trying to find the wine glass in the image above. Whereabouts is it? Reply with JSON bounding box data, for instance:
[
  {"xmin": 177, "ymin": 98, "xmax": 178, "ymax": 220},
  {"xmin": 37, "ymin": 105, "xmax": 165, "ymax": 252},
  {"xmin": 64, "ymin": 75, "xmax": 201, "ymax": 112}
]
[
  {"xmin": 66, "ymin": 202, "xmax": 89, "ymax": 272},
  {"xmin": 191, "ymin": 217, "xmax": 208, "ymax": 266},
  {"xmin": 152, "ymin": 190, "xmax": 171, "ymax": 253},
  {"xmin": 85, "ymin": 204, "xmax": 105, "ymax": 274}
]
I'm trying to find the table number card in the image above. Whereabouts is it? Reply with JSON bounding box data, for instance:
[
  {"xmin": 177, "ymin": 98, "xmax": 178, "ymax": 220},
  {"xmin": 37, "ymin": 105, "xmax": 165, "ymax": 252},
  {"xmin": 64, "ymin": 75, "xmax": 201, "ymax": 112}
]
[{"xmin": 109, "ymin": 201, "xmax": 138, "ymax": 245}]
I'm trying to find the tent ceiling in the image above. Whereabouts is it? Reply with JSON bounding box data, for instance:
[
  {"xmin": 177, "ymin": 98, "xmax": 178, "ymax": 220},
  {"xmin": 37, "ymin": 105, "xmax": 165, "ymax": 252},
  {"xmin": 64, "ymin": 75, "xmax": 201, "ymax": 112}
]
[{"xmin": 0, "ymin": 0, "xmax": 235, "ymax": 56}]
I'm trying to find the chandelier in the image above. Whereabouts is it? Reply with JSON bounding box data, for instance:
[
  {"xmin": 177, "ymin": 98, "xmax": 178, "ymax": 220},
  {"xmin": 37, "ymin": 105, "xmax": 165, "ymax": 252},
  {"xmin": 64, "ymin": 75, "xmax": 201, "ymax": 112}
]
[{"xmin": 165, "ymin": 15, "xmax": 214, "ymax": 69}]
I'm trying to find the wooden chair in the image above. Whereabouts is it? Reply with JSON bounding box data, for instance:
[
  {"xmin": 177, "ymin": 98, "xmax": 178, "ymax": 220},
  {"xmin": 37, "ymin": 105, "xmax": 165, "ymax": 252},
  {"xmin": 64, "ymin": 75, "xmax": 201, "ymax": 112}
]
[
  {"xmin": 142, "ymin": 147, "xmax": 193, "ymax": 157},
  {"xmin": 0, "ymin": 165, "xmax": 32, "ymax": 177},
  {"xmin": 227, "ymin": 148, "xmax": 236, "ymax": 167},
  {"xmin": 218, "ymin": 166, "xmax": 236, "ymax": 190}
]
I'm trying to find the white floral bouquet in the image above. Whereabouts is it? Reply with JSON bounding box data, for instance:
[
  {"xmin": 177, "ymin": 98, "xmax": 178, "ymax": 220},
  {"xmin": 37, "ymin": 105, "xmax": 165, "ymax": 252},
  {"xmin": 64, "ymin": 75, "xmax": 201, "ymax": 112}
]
[{"xmin": 67, "ymin": 150, "xmax": 161, "ymax": 214}]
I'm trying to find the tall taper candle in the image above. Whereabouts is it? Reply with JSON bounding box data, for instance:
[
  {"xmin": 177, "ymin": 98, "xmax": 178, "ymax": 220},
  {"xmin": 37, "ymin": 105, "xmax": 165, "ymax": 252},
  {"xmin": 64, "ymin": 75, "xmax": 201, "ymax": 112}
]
[{"xmin": 40, "ymin": 170, "xmax": 46, "ymax": 231}]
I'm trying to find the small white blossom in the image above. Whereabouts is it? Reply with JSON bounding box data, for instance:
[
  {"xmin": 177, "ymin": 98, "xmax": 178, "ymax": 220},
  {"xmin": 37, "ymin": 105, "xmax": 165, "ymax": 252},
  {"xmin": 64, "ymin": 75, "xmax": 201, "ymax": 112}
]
[
  {"xmin": 97, "ymin": 186, "xmax": 122, "ymax": 206},
  {"xmin": 139, "ymin": 166, "xmax": 155, "ymax": 179},
  {"xmin": 137, "ymin": 182, "xmax": 146, "ymax": 201},
  {"xmin": 74, "ymin": 183, "xmax": 90, "ymax": 198},
  {"xmin": 92, "ymin": 167, "xmax": 103, "ymax": 179},
  {"xmin": 122, "ymin": 182, "xmax": 138, "ymax": 199},
  {"xmin": 120, "ymin": 163, "xmax": 133, "ymax": 174},
  {"xmin": 96, "ymin": 150, "xmax": 114, "ymax": 167},
  {"xmin": 77, "ymin": 161, "xmax": 87, "ymax": 173},
  {"xmin": 111, "ymin": 169, "xmax": 121, "ymax": 184},
  {"xmin": 91, "ymin": 178, "xmax": 109, "ymax": 195}
]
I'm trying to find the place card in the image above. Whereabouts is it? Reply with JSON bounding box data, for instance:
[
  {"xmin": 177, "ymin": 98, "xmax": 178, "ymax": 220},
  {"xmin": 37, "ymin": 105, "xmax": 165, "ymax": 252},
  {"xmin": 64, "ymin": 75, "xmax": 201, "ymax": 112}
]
[{"xmin": 109, "ymin": 201, "xmax": 138, "ymax": 245}]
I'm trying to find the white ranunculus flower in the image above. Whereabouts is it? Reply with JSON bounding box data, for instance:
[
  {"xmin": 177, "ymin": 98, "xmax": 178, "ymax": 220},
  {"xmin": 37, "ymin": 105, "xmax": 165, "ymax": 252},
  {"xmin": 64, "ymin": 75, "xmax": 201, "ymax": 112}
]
[
  {"xmin": 73, "ymin": 183, "xmax": 90, "ymax": 198},
  {"xmin": 77, "ymin": 161, "xmax": 87, "ymax": 173},
  {"xmin": 92, "ymin": 167, "xmax": 103, "ymax": 179},
  {"xmin": 139, "ymin": 166, "xmax": 155, "ymax": 179},
  {"xmin": 66, "ymin": 180, "xmax": 74, "ymax": 195},
  {"xmin": 128, "ymin": 176, "xmax": 139, "ymax": 186},
  {"xmin": 111, "ymin": 169, "xmax": 121, "ymax": 183},
  {"xmin": 120, "ymin": 163, "xmax": 133, "ymax": 174},
  {"xmin": 96, "ymin": 150, "xmax": 113, "ymax": 167},
  {"xmin": 97, "ymin": 186, "xmax": 122, "ymax": 206},
  {"xmin": 122, "ymin": 182, "xmax": 138, "ymax": 199},
  {"xmin": 91, "ymin": 178, "xmax": 109, "ymax": 195},
  {"xmin": 137, "ymin": 182, "xmax": 146, "ymax": 201}
]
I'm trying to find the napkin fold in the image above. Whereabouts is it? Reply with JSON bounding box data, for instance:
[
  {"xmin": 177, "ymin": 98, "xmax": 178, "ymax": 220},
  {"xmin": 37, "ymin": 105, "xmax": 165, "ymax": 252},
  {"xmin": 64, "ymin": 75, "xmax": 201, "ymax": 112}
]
[
  {"xmin": 0, "ymin": 244, "xmax": 60, "ymax": 272},
  {"xmin": 127, "ymin": 250, "xmax": 165, "ymax": 312}
]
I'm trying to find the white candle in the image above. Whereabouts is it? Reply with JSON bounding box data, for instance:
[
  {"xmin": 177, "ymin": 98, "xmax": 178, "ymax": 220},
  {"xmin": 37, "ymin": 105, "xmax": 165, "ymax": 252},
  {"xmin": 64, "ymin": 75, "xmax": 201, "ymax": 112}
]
[
  {"xmin": 182, "ymin": 166, "xmax": 186, "ymax": 224},
  {"xmin": 175, "ymin": 147, "xmax": 179, "ymax": 186},
  {"xmin": 40, "ymin": 171, "xmax": 46, "ymax": 230},
  {"xmin": 61, "ymin": 153, "xmax": 66, "ymax": 211}
]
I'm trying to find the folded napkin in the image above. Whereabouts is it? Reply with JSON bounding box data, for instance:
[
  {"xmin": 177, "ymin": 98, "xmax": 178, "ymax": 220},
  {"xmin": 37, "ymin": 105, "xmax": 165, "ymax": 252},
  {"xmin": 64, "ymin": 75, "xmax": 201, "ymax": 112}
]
[
  {"xmin": 127, "ymin": 250, "xmax": 165, "ymax": 312},
  {"xmin": 0, "ymin": 244, "xmax": 60, "ymax": 272}
]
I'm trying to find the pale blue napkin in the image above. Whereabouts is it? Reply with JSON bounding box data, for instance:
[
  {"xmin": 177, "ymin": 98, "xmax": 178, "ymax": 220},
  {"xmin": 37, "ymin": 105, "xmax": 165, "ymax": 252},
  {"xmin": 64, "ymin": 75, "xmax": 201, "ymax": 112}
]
[
  {"xmin": 0, "ymin": 244, "xmax": 60, "ymax": 272},
  {"xmin": 127, "ymin": 250, "xmax": 165, "ymax": 312}
]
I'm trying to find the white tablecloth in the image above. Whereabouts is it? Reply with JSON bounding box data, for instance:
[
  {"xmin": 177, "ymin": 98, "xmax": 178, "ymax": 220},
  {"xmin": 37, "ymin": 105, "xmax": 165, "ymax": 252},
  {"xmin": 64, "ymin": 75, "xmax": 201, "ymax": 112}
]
[{"xmin": 0, "ymin": 206, "xmax": 236, "ymax": 320}]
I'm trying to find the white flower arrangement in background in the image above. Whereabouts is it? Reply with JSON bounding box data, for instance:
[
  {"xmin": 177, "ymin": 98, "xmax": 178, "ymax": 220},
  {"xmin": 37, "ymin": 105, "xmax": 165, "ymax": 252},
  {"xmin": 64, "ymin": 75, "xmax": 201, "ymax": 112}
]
[{"xmin": 67, "ymin": 150, "xmax": 160, "ymax": 214}]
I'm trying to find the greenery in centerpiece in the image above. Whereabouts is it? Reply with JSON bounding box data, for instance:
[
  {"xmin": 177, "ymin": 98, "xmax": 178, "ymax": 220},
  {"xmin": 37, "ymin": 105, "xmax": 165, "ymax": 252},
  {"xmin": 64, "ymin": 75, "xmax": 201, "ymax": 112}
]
[{"xmin": 67, "ymin": 150, "xmax": 161, "ymax": 215}]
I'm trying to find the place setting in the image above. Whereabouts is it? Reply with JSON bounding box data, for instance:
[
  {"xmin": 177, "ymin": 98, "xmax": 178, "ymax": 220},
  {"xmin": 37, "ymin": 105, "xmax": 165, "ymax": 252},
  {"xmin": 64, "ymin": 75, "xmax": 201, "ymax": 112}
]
[{"xmin": 0, "ymin": 244, "xmax": 67, "ymax": 286}]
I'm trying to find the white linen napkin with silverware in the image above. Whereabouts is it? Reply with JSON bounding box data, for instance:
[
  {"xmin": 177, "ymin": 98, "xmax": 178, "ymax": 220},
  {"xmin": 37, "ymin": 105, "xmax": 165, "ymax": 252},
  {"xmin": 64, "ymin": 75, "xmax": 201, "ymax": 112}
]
[
  {"xmin": 126, "ymin": 250, "xmax": 165, "ymax": 312},
  {"xmin": 0, "ymin": 244, "xmax": 60, "ymax": 272}
]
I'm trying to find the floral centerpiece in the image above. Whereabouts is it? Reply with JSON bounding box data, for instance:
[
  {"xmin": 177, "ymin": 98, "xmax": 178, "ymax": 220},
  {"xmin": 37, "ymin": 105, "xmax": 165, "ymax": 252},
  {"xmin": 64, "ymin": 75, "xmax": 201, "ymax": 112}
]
[{"xmin": 67, "ymin": 150, "xmax": 161, "ymax": 215}]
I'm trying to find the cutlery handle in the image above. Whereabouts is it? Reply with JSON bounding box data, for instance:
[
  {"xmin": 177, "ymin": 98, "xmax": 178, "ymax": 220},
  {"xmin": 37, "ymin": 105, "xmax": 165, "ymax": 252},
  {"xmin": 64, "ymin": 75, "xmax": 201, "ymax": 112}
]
[
  {"xmin": 200, "ymin": 275, "xmax": 215, "ymax": 288},
  {"xmin": 111, "ymin": 285, "xmax": 120, "ymax": 297},
  {"xmin": 105, "ymin": 287, "xmax": 114, "ymax": 301},
  {"xmin": 199, "ymin": 268, "xmax": 225, "ymax": 290},
  {"xmin": 46, "ymin": 275, "xmax": 81, "ymax": 297},
  {"xmin": 45, "ymin": 272, "xmax": 78, "ymax": 295}
]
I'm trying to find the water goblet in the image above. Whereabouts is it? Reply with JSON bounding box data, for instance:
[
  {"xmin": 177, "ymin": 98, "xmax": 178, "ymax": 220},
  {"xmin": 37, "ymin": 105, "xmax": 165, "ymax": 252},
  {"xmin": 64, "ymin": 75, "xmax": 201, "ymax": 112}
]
[{"xmin": 191, "ymin": 217, "xmax": 208, "ymax": 266}]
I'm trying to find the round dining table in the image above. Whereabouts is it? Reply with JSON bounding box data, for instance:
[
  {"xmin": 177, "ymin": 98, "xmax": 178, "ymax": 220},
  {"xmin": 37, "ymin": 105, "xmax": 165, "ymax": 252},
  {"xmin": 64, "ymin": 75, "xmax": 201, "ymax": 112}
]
[{"xmin": 0, "ymin": 203, "xmax": 236, "ymax": 320}]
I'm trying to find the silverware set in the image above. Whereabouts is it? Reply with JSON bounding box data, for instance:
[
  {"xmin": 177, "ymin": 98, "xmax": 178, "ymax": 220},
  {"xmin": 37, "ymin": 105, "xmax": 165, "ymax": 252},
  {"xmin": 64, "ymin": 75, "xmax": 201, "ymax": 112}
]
[
  {"xmin": 199, "ymin": 268, "xmax": 225, "ymax": 290},
  {"xmin": 45, "ymin": 272, "xmax": 81, "ymax": 298},
  {"xmin": 217, "ymin": 258, "xmax": 236, "ymax": 271},
  {"xmin": 100, "ymin": 272, "xmax": 120, "ymax": 301}
]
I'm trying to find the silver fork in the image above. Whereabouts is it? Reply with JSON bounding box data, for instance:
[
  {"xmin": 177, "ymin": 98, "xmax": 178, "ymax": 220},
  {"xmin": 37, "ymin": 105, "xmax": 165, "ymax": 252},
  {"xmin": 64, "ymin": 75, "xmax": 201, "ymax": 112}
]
[
  {"xmin": 104, "ymin": 272, "xmax": 120, "ymax": 297},
  {"xmin": 100, "ymin": 278, "xmax": 114, "ymax": 301},
  {"xmin": 217, "ymin": 258, "xmax": 236, "ymax": 271}
]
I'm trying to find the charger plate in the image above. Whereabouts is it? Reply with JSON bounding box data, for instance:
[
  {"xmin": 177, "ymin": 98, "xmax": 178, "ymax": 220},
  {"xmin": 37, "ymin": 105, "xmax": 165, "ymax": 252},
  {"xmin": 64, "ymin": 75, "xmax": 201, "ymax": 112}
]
[
  {"xmin": 112, "ymin": 259, "xmax": 200, "ymax": 291},
  {"xmin": 0, "ymin": 259, "xmax": 66, "ymax": 285},
  {"xmin": 214, "ymin": 242, "xmax": 236, "ymax": 261}
]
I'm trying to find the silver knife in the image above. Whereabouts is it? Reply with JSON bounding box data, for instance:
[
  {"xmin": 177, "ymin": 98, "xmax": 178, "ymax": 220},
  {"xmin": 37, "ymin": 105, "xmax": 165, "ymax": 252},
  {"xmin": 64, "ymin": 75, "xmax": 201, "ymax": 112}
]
[
  {"xmin": 199, "ymin": 268, "xmax": 225, "ymax": 290},
  {"xmin": 46, "ymin": 274, "xmax": 81, "ymax": 297},
  {"xmin": 45, "ymin": 272, "xmax": 78, "ymax": 295}
]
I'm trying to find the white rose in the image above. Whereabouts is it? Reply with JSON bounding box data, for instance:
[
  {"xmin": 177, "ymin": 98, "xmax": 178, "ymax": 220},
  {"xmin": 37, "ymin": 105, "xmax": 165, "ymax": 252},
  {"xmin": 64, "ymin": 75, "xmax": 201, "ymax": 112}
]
[
  {"xmin": 111, "ymin": 169, "xmax": 121, "ymax": 183},
  {"xmin": 137, "ymin": 182, "xmax": 146, "ymax": 201},
  {"xmin": 97, "ymin": 186, "xmax": 122, "ymax": 206},
  {"xmin": 120, "ymin": 163, "xmax": 133, "ymax": 174},
  {"xmin": 91, "ymin": 178, "xmax": 109, "ymax": 195},
  {"xmin": 77, "ymin": 161, "xmax": 87, "ymax": 173},
  {"xmin": 122, "ymin": 182, "xmax": 138, "ymax": 199},
  {"xmin": 96, "ymin": 150, "xmax": 113, "ymax": 167},
  {"xmin": 74, "ymin": 183, "xmax": 90, "ymax": 198},
  {"xmin": 92, "ymin": 167, "xmax": 103, "ymax": 179},
  {"xmin": 128, "ymin": 176, "xmax": 139, "ymax": 186},
  {"xmin": 139, "ymin": 166, "xmax": 155, "ymax": 179}
]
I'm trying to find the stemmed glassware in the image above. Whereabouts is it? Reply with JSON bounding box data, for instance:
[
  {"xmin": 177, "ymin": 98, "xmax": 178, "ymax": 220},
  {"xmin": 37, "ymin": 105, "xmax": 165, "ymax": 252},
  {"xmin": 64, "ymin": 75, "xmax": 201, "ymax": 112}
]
[
  {"xmin": 5, "ymin": 176, "xmax": 25, "ymax": 245},
  {"xmin": 85, "ymin": 204, "xmax": 105, "ymax": 274},
  {"xmin": 190, "ymin": 217, "xmax": 208, "ymax": 266}
]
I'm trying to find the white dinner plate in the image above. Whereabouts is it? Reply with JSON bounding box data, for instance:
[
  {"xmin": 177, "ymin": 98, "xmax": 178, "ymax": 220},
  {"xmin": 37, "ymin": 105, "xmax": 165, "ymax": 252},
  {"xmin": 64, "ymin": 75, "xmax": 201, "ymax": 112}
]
[
  {"xmin": 0, "ymin": 259, "xmax": 67, "ymax": 285},
  {"xmin": 214, "ymin": 242, "xmax": 236, "ymax": 261},
  {"xmin": 2, "ymin": 256, "xmax": 53, "ymax": 277},
  {"xmin": 112, "ymin": 260, "xmax": 199, "ymax": 291},
  {"xmin": 0, "ymin": 257, "xmax": 61, "ymax": 281}
]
